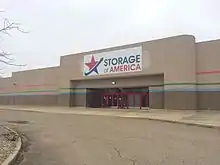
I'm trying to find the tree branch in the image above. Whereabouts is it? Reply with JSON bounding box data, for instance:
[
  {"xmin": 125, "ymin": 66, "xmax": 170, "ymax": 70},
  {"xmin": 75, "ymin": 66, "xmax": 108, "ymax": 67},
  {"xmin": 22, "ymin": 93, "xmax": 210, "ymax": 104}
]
[
  {"xmin": 0, "ymin": 49, "xmax": 13, "ymax": 60},
  {"xmin": 0, "ymin": 14, "xmax": 27, "ymax": 68},
  {"xmin": 0, "ymin": 18, "xmax": 27, "ymax": 35},
  {"xmin": 0, "ymin": 59, "xmax": 26, "ymax": 66},
  {"xmin": 0, "ymin": 50, "xmax": 26, "ymax": 66}
]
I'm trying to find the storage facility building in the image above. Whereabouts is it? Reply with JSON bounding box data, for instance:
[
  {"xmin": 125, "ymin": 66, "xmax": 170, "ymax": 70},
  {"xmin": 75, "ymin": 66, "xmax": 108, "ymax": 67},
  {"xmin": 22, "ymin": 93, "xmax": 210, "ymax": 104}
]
[{"xmin": 0, "ymin": 35, "xmax": 220, "ymax": 110}]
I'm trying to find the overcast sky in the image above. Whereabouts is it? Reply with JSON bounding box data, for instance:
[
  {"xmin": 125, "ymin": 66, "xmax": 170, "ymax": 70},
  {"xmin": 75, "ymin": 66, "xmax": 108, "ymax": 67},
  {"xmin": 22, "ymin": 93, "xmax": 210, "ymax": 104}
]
[{"xmin": 0, "ymin": 0, "xmax": 220, "ymax": 77}]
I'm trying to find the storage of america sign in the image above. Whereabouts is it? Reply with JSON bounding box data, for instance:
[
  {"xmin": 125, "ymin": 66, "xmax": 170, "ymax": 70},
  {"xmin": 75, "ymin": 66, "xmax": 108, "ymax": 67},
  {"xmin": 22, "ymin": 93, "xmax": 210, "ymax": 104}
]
[{"xmin": 83, "ymin": 47, "xmax": 142, "ymax": 76}]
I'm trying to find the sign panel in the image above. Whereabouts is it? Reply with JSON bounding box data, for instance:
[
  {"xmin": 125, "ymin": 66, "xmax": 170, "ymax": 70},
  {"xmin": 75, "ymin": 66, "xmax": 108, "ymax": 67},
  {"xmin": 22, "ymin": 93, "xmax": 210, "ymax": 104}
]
[{"xmin": 83, "ymin": 46, "xmax": 142, "ymax": 76}]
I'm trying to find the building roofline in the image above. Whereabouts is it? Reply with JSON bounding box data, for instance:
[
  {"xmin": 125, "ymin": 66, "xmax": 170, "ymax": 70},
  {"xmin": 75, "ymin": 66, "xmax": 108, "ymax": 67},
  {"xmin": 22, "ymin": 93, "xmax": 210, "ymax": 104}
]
[
  {"xmin": 196, "ymin": 38, "xmax": 220, "ymax": 44},
  {"xmin": 62, "ymin": 34, "xmax": 195, "ymax": 58},
  {"xmin": 12, "ymin": 66, "xmax": 59, "ymax": 75}
]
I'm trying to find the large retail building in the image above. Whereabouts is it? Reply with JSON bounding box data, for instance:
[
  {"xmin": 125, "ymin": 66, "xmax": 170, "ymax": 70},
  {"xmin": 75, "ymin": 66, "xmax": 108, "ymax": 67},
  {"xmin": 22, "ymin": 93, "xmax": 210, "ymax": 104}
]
[{"xmin": 0, "ymin": 35, "xmax": 220, "ymax": 110}]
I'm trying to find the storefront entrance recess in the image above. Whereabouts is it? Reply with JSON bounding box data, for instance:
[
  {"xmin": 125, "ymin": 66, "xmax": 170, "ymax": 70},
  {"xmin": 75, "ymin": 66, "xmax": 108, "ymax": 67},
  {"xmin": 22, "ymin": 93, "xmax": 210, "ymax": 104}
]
[{"xmin": 102, "ymin": 92, "xmax": 149, "ymax": 109}]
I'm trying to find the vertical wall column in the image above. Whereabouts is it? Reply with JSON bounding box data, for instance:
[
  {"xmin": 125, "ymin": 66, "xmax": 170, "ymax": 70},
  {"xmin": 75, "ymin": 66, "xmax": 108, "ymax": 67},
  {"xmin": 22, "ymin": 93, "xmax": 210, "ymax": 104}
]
[
  {"xmin": 74, "ymin": 88, "xmax": 87, "ymax": 107},
  {"xmin": 164, "ymin": 84, "xmax": 197, "ymax": 110},
  {"xmin": 163, "ymin": 36, "xmax": 197, "ymax": 110},
  {"xmin": 58, "ymin": 88, "xmax": 71, "ymax": 106},
  {"xmin": 149, "ymin": 86, "xmax": 164, "ymax": 109},
  {"xmin": 58, "ymin": 80, "xmax": 71, "ymax": 106}
]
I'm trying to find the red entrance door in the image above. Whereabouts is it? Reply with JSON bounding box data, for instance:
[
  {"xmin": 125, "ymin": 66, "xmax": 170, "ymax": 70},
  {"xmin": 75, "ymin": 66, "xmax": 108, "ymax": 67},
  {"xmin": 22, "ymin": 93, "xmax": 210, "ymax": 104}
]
[
  {"xmin": 139, "ymin": 92, "xmax": 149, "ymax": 109},
  {"xmin": 102, "ymin": 92, "xmax": 149, "ymax": 110}
]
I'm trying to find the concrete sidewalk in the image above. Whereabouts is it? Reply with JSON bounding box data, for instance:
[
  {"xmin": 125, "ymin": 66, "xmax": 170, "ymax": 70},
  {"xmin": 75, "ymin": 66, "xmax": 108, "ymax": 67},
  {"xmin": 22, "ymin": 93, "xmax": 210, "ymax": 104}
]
[{"xmin": 0, "ymin": 105, "xmax": 220, "ymax": 128}]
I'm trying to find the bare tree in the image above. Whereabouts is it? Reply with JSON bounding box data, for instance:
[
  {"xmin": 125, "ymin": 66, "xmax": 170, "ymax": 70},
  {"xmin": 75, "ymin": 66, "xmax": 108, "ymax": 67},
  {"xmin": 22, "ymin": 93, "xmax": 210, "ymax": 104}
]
[{"xmin": 0, "ymin": 12, "xmax": 27, "ymax": 67}]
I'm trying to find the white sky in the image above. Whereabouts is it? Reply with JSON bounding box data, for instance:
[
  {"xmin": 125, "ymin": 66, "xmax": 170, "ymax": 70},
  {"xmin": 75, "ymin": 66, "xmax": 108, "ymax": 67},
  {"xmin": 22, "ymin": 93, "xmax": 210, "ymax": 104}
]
[{"xmin": 0, "ymin": 0, "xmax": 220, "ymax": 77}]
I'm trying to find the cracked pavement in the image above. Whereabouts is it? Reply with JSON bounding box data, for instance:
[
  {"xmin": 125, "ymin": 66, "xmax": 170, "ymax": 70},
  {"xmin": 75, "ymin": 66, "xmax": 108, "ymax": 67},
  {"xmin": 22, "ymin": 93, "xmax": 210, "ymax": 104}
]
[{"xmin": 0, "ymin": 109, "xmax": 220, "ymax": 165}]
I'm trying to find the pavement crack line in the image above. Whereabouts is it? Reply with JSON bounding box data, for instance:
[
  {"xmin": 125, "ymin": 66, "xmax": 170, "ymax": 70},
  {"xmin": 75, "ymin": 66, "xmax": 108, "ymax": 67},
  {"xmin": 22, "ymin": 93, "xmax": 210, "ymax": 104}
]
[{"xmin": 113, "ymin": 147, "xmax": 138, "ymax": 165}]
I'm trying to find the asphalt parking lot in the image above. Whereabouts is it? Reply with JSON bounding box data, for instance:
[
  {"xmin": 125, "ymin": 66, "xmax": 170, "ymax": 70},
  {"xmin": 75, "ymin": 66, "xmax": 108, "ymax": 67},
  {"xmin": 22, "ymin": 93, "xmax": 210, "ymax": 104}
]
[{"xmin": 0, "ymin": 109, "xmax": 220, "ymax": 165}]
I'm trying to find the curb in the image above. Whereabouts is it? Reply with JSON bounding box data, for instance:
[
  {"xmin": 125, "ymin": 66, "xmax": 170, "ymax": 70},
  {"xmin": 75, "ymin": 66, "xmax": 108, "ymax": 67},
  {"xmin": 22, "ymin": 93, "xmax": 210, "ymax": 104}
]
[
  {"xmin": 0, "ymin": 108, "xmax": 42, "ymax": 113},
  {"xmin": 122, "ymin": 116, "xmax": 220, "ymax": 129},
  {"xmin": 1, "ymin": 126, "xmax": 22, "ymax": 165}
]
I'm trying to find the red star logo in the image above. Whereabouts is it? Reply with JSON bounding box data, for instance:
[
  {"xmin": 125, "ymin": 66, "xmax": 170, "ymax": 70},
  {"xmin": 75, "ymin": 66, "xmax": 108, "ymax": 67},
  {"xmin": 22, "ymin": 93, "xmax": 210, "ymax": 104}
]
[{"xmin": 85, "ymin": 55, "xmax": 97, "ymax": 70}]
